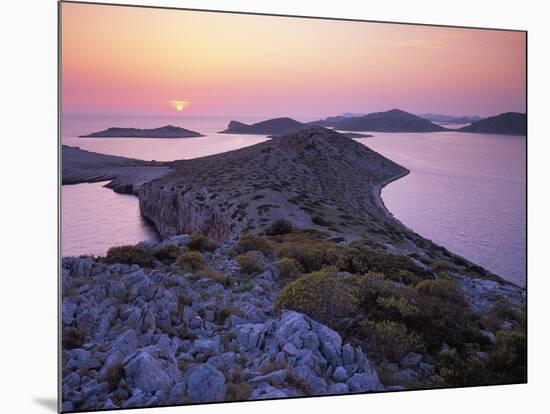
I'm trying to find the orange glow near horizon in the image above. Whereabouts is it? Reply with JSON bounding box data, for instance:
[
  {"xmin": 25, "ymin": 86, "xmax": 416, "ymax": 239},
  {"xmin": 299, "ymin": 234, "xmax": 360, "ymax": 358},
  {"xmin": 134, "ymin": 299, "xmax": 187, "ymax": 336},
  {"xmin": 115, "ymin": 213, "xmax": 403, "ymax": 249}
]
[{"xmin": 61, "ymin": 3, "xmax": 526, "ymax": 118}]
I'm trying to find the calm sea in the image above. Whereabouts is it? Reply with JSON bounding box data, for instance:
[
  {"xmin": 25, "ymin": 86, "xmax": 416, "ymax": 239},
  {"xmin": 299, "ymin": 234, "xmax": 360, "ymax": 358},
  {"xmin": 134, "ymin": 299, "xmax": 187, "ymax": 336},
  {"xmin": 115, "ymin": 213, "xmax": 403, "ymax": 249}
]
[{"xmin": 61, "ymin": 115, "xmax": 526, "ymax": 285}]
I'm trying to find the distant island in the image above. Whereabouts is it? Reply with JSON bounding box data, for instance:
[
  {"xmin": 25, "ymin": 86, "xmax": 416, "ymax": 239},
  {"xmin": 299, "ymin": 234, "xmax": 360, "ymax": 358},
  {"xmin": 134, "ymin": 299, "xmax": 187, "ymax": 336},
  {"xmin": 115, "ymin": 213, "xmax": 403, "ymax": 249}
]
[
  {"xmin": 219, "ymin": 117, "xmax": 304, "ymax": 135},
  {"xmin": 79, "ymin": 125, "xmax": 204, "ymax": 138},
  {"xmin": 457, "ymin": 112, "xmax": 526, "ymax": 135},
  {"xmin": 220, "ymin": 110, "xmax": 446, "ymax": 136},
  {"xmin": 312, "ymin": 109, "xmax": 446, "ymax": 132},
  {"xmin": 221, "ymin": 117, "xmax": 373, "ymax": 138},
  {"xmin": 417, "ymin": 113, "xmax": 484, "ymax": 124}
]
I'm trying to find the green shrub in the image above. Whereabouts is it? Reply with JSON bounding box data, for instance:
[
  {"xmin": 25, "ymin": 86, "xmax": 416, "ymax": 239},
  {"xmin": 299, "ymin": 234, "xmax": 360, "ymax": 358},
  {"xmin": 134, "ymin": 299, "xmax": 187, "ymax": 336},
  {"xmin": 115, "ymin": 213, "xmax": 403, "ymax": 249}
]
[
  {"xmin": 416, "ymin": 279, "xmax": 466, "ymax": 306},
  {"xmin": 387, "ymin": 270, "xmax": 422, "ymax": 286},
  {"xmin": 200, "ymin": 267, "xmax": 230, "ymax": 287},
  {"xmin": 487, "ymin": 329, "xmax": 527, "ymax": 383},
  {"xmin": 154, "ymin": 243, "xmax": 186, "ymax": 261},
  {"xmin": 176, "ymin": 251, "xmax": 206, "ymax": 272},
  {"xmin": 275, "ymin": 268, "xmax": 357, "ymax": 327},
  {"xmin": 490, "ymin": 297, "xmax": 518, "ymax": 321},
  {"xmin": 431, "ymin": 345, "xmax": 488, "ymax": 387},
  {"xmin": 103, "ymin": 362, "xmax": 125, "ymax": 390},
  {"xmin": 104, "ymin": 245, "xmax": 154, "ymax": 267},
  {"xmin": 430, "ymin": 259, "xmax": 453, "ymax": 274},
  {"xmin": 62, "ymin": 326, "xmax": 85, "ymax": 349},
  {"xmin": 266, "ymin": 219, "xmax": 294, "ymax": 236},
  {"xmin": 358, "ymin": 319, "xmax": 423, "ymax": 361},
  {"xmin": 323, "ymin": 246, "xmax": 360, "ymax": 271},
  {"xmin": 277, "ymin": 242, "xmax": 326, "ymax": 273},
  {"xmin": 276, "ymin": 258, "xmax": 303, "ymax": 279},
  {"xmin": 235, "ymin": 233, "xmax": 273, "ymax": 256},
  {"xmin": 235, "ymin": 251, "xmax": 265, "ymax": 274},
  {"xmin": 187, "ymin": 233, "xmax": 217, "ymax": 252}
]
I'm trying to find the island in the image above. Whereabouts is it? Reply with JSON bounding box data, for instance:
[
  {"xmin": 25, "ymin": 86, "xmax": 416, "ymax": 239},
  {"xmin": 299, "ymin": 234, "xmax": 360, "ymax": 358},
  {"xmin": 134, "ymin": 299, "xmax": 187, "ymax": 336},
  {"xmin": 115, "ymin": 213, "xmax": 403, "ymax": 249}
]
[
  {"xmin": 79, "ymin": 125, "xmax": 204, "ymax": 138},
  {"xmin": 219, "ymin": 117, "xmax": 304, "ymax": 135},
  {"xmin": 312, "ymin": 109, "xmax": 447, "ymax": 132},
  {"xmin": 457, "ymin": 112, "xmax": 526, "ymax": 135}
]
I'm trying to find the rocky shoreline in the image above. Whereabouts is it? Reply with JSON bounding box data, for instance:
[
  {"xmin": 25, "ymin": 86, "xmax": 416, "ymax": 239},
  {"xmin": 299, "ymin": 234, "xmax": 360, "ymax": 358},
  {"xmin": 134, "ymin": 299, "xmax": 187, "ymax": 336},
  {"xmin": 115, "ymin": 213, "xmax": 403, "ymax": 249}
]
[
  {"xmin": 61, "ymin": 235, "xmax": 385, "ymax": 411},
  {"xmin": 61, "ymin": 231, "xmax": 525, "ymax": 411},
  {"xmin": 61, "ymin": 126, "xmax": 526, "ymax": 411}
]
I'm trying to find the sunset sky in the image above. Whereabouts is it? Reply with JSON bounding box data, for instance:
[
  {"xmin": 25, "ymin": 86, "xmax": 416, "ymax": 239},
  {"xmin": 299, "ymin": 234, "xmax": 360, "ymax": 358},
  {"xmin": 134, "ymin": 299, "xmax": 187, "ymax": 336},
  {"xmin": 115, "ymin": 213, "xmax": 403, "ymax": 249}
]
[{"xmin": 61, "ymin": 2, "xmax": 526, "ymax": 118}]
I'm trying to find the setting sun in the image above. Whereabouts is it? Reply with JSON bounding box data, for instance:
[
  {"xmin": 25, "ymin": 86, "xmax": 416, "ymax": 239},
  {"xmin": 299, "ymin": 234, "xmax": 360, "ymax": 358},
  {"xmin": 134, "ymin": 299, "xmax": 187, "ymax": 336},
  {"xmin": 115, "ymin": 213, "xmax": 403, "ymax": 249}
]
[{"xmin": 170, "ymin": 100, "xmax": 189, "ymax": 112}]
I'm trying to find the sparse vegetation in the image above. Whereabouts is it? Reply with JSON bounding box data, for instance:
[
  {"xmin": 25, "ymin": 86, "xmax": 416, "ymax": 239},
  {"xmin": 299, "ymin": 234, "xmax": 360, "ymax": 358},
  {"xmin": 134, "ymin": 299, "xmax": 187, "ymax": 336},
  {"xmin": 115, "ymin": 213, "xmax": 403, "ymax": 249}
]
[
  {"xmin": 187, "ymin": 233, "xmax": 217, "ymax": 252},
  {"xmin": 176, "ymin": 251, "xmax": 206, "ymax": 272},
  {"xmin": 234, "ymin": 233, "xmax": 273, "ymax": 256},
  {"xmin": 154, "ymin": 243, "xmax": 186, "ymax": 261},
  {"xmin": 62, "ymin": 326, "xmax": 86, "ymax": 349},
  {"xmin": 235, "ymin": 251, "xmax": 266, "ymax": 275},
  {"xmin": 276, "ymin": 257, "xmax": 303, "ymax": 279},
  {"xmin": 104, "ymin": 245, "xmax": 154, "ymax": 267},
  {"xmin": 275, "ymin": 268, "xmax": 357, "ymax": 328}
]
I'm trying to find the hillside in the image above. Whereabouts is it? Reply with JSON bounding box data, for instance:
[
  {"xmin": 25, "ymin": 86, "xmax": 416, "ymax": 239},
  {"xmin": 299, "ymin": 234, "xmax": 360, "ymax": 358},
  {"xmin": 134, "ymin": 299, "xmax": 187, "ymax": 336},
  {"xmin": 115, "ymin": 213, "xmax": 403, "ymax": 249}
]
[
  {"xmin": 138, "ymin": 127, "xmax": 408, "ymax": 243},
  {"xmin": 80, "ymin": 125, "xmax": 204, "ymax": 138},
  {"xmin": 314, "ymin": 109, "xmax": 446, "ymax": 132},
  {"xmin": 458, "ymin": 112, "xmax": 526, "ymax": 135}
]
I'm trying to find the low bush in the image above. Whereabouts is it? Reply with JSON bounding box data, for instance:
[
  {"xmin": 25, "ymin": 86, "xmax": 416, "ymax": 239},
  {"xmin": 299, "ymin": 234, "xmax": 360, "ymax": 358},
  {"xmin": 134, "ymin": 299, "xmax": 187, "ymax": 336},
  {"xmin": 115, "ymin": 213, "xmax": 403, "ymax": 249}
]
[
  {"xmin": 416, "ymin": 279, "xmax": 466, "ymax": 307},
  {"xmin": 62, "ymin": 326, "xmax": 86, "ymax": 349},
  {"xmin": 277, "ymin": 242, "xmax": 326, "ymax": 273},
  {"xmin": 176, "ymin": 251, "xmax": 206, "ymax": 272},
  {"xmin": 276, "ymin": 257, "xmax": 303, "ymax": 279},
  {"xmin": 104, "ymin": 245, "xmax": 154, "ymax": 267},
  {"xmin": 430, "ymin": 259, "xmax": 453, "ymax": 274},
  {"xmin": 358, "ymin": 319, "xmax": 423, "ymax": 361},
  {"xmin": 487, "ymin": 329, "xmax": 527, "ymax": 383},
  {"xmin": 430, "ymin": 345, "xmax": 488, "ymax": 387},
  {"xmin": 275, "ymin": 268, "xmax": 357, "ymax": 328},
  {"xmin": 154, "ymin": 243, "xmax": 185, "ymax": 261},
  {"xmin": 187, "ymin": 233, "xmax": 217, "ymax": 252},
  {"xmin": 103, "ymin": 362, "xmax": 125, "ymax": 390},
  {"xmin": 201, "ymin": 267, "xmax": 230, "ymax": 287},
  {"xmin": 235, "ymin": 233, "xmax": 273, "ymax": 256},
  {"xmin": 235, "ymin": 251, "xmax": 265, "ymax": 275},
  {"xmin": 265, "ymin": 219, "xmax": 294, "ymax": 236}
]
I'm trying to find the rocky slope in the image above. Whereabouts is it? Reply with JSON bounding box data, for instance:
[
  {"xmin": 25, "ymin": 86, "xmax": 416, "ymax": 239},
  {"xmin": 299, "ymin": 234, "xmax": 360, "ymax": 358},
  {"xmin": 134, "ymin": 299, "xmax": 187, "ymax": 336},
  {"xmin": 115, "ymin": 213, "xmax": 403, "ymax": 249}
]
[
  {"xmin": 138, "ymin": 127, "xmax": 407, "ymax": 241},
  {"xmin": 61, "ymin": 236, "xmax": 383, "ymax": 411},
  {"xmin": 458, "ymin": 112, "xmax": 526, "ymax": 135},
  {"xmin": 80, "ymin": 125, "xmax": 204, "ymax": 138},
  {"xmin": 313, "ymin": 109, "xmax": 446, "ymax": 132}
]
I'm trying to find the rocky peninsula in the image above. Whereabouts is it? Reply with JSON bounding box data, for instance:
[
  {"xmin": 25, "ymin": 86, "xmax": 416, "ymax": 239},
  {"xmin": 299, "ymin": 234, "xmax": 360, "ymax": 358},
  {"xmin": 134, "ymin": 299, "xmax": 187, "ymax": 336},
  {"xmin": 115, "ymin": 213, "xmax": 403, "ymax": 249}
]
[{"xmin": 61, "ymin": 127, "xmax": 526, "ymax": 411}]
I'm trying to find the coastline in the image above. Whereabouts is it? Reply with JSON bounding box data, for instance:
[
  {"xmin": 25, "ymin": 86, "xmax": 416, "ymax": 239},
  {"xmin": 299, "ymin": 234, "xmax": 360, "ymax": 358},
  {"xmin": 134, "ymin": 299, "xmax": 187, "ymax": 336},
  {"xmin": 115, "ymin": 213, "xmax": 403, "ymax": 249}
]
[{"xmin": 62, "ymin": 134, "xmax": 524, "ymax": 291}]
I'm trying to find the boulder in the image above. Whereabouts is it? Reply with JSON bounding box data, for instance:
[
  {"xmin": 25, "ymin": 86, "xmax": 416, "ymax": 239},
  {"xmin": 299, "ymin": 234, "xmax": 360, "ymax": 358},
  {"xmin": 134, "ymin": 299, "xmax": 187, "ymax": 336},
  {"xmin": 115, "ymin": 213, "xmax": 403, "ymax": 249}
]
[
  {"xmin": 332, "ymin": 366, "xmax": 348, "ymax": 382},
  {"xmin": 346, "ymin": 373, "xmax": 383, "ymax": 392},
  {"xmin": 124, "ymin": 351, "xmax": 176, "ymax": 393},
  {"xmin": 66, "ymin": 349, "xmax": 101, "ymax": 370},
  {"xmin": 184, "ymin": 364, "xmax": 227, "ymax": 403},
  {"xmin": 110, "ymin": 330, "xmax": 137, "ymax": 356}
]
